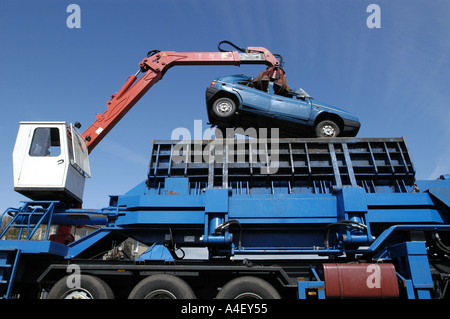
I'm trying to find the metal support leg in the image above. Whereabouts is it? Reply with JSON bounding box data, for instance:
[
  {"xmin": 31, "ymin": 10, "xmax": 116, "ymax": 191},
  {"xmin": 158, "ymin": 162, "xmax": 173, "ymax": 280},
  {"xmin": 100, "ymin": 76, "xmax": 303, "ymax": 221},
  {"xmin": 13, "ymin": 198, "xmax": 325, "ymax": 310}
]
[{"xmin": 390, "ymin": 241, "xmax": 434, "ymax": 299}]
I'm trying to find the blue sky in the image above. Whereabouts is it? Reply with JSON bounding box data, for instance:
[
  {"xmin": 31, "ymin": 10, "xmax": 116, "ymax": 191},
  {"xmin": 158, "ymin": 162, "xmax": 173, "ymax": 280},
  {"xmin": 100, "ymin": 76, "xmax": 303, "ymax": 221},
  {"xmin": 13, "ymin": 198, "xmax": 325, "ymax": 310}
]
[{"xmin": 0, "ymin": 0, "xmax": 449, "ymax": 210}]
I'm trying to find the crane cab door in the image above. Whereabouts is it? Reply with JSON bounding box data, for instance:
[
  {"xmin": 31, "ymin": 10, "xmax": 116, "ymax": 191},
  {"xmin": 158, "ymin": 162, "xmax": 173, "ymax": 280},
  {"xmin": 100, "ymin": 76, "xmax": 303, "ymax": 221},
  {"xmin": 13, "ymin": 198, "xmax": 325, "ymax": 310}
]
[
  {"xmin": 15, "ymin": 123, "xmax": 66, "ymax": 187},
  {"xmin": 13, "ymin": 122, "xmax": 90, "ymax": 205}
]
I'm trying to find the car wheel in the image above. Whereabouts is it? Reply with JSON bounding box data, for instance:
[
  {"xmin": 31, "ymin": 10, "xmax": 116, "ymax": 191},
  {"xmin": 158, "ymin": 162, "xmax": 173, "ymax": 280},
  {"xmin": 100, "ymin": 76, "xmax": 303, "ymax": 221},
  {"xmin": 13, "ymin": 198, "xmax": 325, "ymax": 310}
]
[
  {"xmin": 211, "ymin": 97, "xmax": 237, "ymax": 119},
  {"xmin": 315, "ymin": 120, "xmax": 340, "ymax": 138}
]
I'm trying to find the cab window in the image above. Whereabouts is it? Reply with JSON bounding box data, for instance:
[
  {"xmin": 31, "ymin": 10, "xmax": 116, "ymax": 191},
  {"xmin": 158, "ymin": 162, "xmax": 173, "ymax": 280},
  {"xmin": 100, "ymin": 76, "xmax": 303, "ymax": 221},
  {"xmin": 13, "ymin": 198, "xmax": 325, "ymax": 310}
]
[
  {"xmin": 29, "ymin": 128, "xmax": 61, "ymax": 157},
  {"xmin": 67, "ymin": 128, "xmax": 74, "ymax": 163}
]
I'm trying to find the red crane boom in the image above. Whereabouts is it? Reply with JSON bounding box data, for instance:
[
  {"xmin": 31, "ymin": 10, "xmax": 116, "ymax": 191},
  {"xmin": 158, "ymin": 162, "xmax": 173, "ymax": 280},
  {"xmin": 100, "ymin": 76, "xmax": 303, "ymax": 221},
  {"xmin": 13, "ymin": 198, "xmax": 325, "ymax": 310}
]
[{"xmin": 81, "ymin": 45, "xmax": 282, "ymax": 153}]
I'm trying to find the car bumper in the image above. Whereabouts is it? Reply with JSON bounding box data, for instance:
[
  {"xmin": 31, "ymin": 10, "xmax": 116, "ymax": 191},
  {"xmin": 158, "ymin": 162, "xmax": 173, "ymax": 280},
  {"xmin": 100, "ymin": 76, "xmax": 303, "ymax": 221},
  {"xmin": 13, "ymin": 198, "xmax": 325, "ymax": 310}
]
[
  {"xmin": 206, "ymin": 87, "xmax": 220, "ymax": 104},
  {"xmin": 342, "ymin": 118, "xmax": 361, "ymax": 137}
]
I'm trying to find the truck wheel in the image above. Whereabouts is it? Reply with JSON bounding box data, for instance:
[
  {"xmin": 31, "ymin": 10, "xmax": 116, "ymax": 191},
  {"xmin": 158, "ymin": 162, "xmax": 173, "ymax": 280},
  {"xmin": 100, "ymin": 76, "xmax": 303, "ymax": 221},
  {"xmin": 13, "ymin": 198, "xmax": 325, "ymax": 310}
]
[
  {"xmin": 47, "ymin": 275, "xmax": 114, "ymax": 299},
  {"xmin": 315, "ymin": 120, "xmax": 340, "ymax": 138},
  {"xmin": 216, "ymin": 276, "xmax": 281, "ymax": 299},
  {"xmin": 128, "ymin": 274, "xmax": 196, "ymax": 299},
  {"xmin": 211, "ymin": 97, "xmax": 237, "ymax": 119}
]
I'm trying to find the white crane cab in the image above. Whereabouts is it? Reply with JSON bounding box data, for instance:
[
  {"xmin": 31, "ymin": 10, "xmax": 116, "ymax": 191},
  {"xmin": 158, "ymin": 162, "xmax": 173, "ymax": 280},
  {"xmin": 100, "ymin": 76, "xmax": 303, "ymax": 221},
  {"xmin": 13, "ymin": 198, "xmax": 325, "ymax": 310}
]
[{"xmin": 13, "ymin": 122, "xmax": 91, "ymax": 206}]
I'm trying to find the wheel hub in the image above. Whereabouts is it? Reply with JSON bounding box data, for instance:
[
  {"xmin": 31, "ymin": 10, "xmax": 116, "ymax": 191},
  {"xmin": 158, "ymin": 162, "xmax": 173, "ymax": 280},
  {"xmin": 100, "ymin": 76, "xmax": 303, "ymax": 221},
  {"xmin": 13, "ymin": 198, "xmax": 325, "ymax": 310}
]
[
  {"xmin": 62, "ymin": 288, "xmax": 94, "ymax": 299},
  {"xmin": 321, "ymin": 125, "xmax": 336, "ymax": 137},
  {"xmin": 217, "ymin": 101, "xmax": 232, "ymax": 114},
  {"xmin": 144, "ymin": 289, "xmax": 177, "ymax": 299}
]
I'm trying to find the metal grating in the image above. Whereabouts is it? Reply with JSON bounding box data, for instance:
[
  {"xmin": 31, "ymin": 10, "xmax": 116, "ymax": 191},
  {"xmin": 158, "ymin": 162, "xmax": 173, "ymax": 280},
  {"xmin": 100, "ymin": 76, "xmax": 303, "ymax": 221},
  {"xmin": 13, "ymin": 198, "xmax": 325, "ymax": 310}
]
[{"xmin": 147, "ymin": 137, "xmax": 415, "ymax": 194}]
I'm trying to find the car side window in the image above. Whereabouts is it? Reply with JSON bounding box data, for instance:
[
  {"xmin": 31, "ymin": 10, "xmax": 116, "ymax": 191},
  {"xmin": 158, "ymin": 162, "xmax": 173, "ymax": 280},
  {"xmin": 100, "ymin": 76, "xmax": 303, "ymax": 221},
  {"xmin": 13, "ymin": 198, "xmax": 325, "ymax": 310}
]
[
  {"xmin": 29, "ymin": 127, "xmax": 61, "ymax": 157},
  {"xmin": 237, "ymin": 81, "xmax": 254, "ymax": 88}
]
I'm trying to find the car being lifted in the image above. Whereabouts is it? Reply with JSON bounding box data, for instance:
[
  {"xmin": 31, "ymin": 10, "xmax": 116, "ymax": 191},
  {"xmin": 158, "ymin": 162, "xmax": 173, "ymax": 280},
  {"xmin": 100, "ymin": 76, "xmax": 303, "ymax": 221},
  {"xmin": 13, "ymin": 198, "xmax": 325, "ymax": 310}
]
[{"xmin": 206, "ymin": 74, "xmax": 361, "ymax": 138}]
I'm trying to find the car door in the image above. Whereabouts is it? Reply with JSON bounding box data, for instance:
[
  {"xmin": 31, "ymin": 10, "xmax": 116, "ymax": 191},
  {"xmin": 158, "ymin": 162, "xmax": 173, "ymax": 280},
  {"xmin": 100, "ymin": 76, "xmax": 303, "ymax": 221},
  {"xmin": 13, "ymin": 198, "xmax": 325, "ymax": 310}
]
[
  {"xmin": 233, "ymin": 83, "xmax": 271, "ymax": 114},
  {"xmin": 269, "ymin": 93, "xmax": 312, "ymax": 122}
]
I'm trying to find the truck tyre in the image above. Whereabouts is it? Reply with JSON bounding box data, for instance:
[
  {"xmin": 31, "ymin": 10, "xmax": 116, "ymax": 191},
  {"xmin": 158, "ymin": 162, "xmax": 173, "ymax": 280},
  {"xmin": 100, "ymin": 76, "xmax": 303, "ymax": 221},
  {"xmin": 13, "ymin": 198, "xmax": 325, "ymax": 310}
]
[
  {"xmin": 128, "ymin": 274, "xmax": 196, "ymax": 299},
  {"xmin": 47, "ymin": 275, "xmax": 114, "ymax": 299},
  {"xmin": 216, "ymin": 276, "xmax": 281, "ymax": 299},
  {"xmin": 211, "ymin": 97, "xmax": 237, "ymax": 120},
  {"xmin": 315, "ymin": 120, "xmax": 340, "ymax": 138}
]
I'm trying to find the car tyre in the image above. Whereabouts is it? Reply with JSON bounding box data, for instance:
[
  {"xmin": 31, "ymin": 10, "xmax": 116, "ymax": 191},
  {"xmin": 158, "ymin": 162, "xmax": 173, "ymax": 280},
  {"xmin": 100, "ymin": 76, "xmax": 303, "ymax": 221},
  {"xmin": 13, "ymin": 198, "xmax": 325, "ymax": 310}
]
[
  {"xmin": 211, "ymin": 97, "xmax": 237, "ymax": 120},
  {"xmin": 315, "ymin": 120, "xmax": 340, "ymax": 138}
]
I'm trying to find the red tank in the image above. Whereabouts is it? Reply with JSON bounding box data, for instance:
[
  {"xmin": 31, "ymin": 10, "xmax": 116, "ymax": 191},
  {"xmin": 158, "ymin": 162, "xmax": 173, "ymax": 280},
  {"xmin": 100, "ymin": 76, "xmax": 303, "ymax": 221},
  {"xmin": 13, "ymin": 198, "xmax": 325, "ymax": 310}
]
[{"xmin": 323, "ymin": 263, "xmax": 399, "ymax": 298}]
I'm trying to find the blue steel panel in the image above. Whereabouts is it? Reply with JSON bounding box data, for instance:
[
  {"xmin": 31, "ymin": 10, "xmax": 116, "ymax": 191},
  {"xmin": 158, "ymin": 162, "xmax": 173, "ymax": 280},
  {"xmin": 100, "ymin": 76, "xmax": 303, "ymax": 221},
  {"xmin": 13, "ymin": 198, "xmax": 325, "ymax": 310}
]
[
  {"xmin": 337, "ymin": 187, "xmax": 367, "ymax": 213},
  {"xmin": 367, "ymin": 225, "xmax": 450, "ymax": 254},
  {"xmin": 234, "ymin": 228, "xmax": 327, "ymax": 249},
  {"xmin": 163, "ymin": 177, "xmax": 190, "ymax": 195},
  {"xmin": 136, "ymin": 244, "xmax": 175, "ymax": 262},
  {"xmin": 390, "ymin": 242, "xmax": 433, "ymax": 299},
  {"xmin": 115, "ymin": 210, "xmax": 205, "ymax": 225},
  {"xmin": 365, "ymin": 193, "xmax": 436, "ymax": 207},
  {"xmin": 232, "ymin": 217, "xmax": 338, "ymax": 225},
  {"xmin": 415, "ymin": 177, "xmax": 450, "ymax": 192},
  {"xmin": 118, "ymin": 194, "xmax": 204, "ymax": 209},
  {"xmin": 365, "ymin": 192, "xmax": 447, "ymax": 223},
  {"xmin": 205, "ymin": 189, "xmax": 228, "ymax": 213},
  {"xmin": 428, "ymin": 187, "xmax": 450, "ymax": 207},
  {"xmin": 0, "ymin": 240, "xmax": 68, "ymax": 256},
  {"xmin": 228, "ymin": 194, "xmax": 337, "ymax": 223},
  {"xmin": 66, "ymin": 228, "xmax": 113, "ymax": 258},
  {"xmin": 367, "ymin": 209, "xmax": 445, "ymax": 223}
]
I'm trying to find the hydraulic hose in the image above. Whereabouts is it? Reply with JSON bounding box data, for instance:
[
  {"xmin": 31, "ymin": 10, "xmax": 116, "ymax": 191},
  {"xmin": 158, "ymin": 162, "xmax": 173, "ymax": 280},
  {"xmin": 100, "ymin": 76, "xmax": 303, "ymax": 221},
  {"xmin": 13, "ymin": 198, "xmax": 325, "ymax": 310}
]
[
  {"xmin": 146, "ymin": 49, "xmax": 161, "ymax": 58},
  {"xmin": 214, "ymin": 219, "xmax": 242, "ymax": 249},
  {"xmin": 218, "ymin": 40, "xmax": 285, "ymax": 68},
  {"xmin": 218, "ymin": 40, "xmax": 246, "ymax": 53},
  {"xmin": 432, "ymin": 231, "xmax": 450, "ymax": 255}
]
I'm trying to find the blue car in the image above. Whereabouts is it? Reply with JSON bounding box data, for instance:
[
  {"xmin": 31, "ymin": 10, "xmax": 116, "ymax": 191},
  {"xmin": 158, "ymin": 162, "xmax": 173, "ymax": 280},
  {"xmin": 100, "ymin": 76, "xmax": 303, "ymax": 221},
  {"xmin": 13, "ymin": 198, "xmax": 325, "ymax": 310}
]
[{"xmin": 205, "ymin": 74, "xmax": 360, "ymax": 137}]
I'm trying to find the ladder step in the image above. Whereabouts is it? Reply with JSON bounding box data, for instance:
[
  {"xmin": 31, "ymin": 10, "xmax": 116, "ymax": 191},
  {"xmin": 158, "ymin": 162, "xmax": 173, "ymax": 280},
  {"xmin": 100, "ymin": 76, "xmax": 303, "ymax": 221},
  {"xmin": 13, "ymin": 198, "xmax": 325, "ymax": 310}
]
[{"xmin": 0, "ymin": 249, "xmax": 21, "ymax": 299}]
